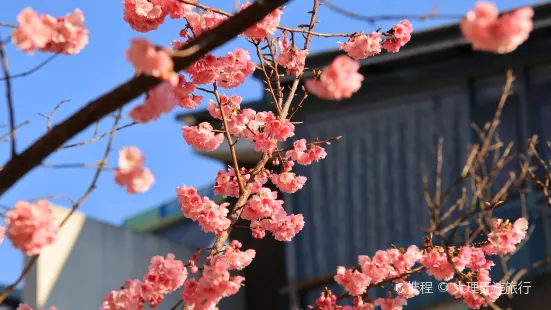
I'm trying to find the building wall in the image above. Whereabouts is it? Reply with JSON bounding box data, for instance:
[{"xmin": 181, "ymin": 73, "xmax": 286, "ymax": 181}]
[
  {"xmin": 23, "ymin": 206, "xmax": 245, "ymax": 310},
  {"xmin": 284, "ymin": 60, "xmax": 551, "ymax": 308}
]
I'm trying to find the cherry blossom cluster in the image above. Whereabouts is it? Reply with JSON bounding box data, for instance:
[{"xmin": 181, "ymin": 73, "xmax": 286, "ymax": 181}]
[
  {"xmin": 183, "ymin": 250, "xmax": 250, "ymax": 309},
  {"xmin": 339, "ymin": 19, "xmax": 413, "ymax": 60},
  {"xmin": 126, "ymin": 39, "xmax": 179, "ymax": 86},
  {"xmin": 114, "ymin": 146, "xmax": 155, "ymax": 194},
  {"xmin": 245, "ymin": 187, "xmax": 305, "ymax": 241},
  {"xmin": 460, "ymin": 2, "xmax": 534, "ymax": 54},
  {"xmin": 101, "ymin": 253, "xmax": 187, "ymax": 309},
  {"xmin": 313, "ymin": 217, "xmax": 528, "ymax": 309},
  {"xmin": 4, "ymin": 200, "xmax": 58, "ymax": 256},
  {"xmin": 176, "ymin": 185, "xmax": 231, "ymax": 235},
  {"xmin": 11, "ymin": 8, "xmax": 89, "ymax": 55},
  {"xmin": 305, "ymin": 55, "xmax": 364, "ymax": 101}
]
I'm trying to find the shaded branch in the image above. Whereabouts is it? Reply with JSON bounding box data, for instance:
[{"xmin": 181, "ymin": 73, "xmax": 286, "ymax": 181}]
[{"xmin": 0, "ymin": 0, "xmax": 291, "ymax": 197}]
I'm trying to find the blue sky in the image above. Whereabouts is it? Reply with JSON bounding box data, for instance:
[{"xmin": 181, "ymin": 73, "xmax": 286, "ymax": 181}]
[{"xmin": 0, "ymin": 0, "xmax": 543, "ymax": 288}]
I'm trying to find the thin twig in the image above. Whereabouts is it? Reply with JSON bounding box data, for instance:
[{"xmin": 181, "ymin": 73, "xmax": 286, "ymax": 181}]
[
  {"xmin": 322, "ymin": 1, "xmax": 463, "ymax": 24},
  {"xmin": 0, "ymin": 120, "xmax": 29, "ymax": 142},
  {"xmin": 0, "ymin": 54, "xmax": 58, "ymax": 81},
  {"xmin": 38, "ymin": 100, "xmax": 70, "ymax": 132},
  {"xmin": 213, "ymin": 82, "xmax": 245, "ymax": 194},
  {"xmin": 177, "ymin": 0, "xmax": 353, "ymax": 38},
  {"xmin": 0, "ymin": 40, "xmax": 16, "ymax": 157},
  {"xmin": 57, "ymin": 122, "xmax": 137, "ymax": 151},
  {"xmin": 0, "ymin": 22, "xmax": 17, "ymax": 28}
]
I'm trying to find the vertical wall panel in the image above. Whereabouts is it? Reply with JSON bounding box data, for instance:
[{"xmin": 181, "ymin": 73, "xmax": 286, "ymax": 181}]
[{"xmin": 284, "ymin": 88, "xmax": 471, "ymax": 307}]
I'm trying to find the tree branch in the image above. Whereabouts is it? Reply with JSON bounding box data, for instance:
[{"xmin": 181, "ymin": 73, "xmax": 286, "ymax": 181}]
[
  {"xmin": 0, "ymin": 0, "xmax": 292, "ymax": 197},
  {"xmin": 0, "ymin": 40, "xmax": 16, "ymax": 158}
]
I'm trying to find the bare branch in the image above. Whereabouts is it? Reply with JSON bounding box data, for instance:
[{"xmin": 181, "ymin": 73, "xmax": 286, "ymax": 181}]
[
  {"xmin": 322, "ymin": 1, "xmax": 463, "ymax": 24},
  {"xmin": 0, "ymin": 54, "xmax": 57, "ymax": 81},
  {"xmin": 0, "ymin": 39, "xmax": 16, "ymax": 157}
]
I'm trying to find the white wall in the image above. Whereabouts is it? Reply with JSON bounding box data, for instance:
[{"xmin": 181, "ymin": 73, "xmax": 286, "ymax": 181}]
[{"xmin": 23, "ymin": 206, "xmax": 245, "ymax": 310}]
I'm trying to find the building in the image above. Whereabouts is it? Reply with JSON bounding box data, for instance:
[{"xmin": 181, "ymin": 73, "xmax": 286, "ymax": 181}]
[{"xmin": 124, "ymin": 2, "xmax": 551, "ymax": 309}]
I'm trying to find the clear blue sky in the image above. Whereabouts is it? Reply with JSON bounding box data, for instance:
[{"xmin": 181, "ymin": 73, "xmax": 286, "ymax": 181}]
[{"xmin": 0, "ymin": 0, "xmax": 542, "ymax": 288}]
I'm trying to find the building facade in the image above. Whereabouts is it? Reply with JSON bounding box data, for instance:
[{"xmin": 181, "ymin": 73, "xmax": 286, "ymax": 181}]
[{"xmin": 124, "ymin": 3, "xmax": 551, "ymax": 309}]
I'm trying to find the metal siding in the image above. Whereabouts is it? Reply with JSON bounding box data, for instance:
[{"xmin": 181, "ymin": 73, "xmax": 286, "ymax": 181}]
[{"xmin": 285, "ymin": 88, "xmax": 471, "ymax": 306}]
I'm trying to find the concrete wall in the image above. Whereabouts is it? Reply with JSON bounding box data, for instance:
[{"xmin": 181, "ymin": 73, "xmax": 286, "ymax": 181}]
[{"xmin": 23, "ymin": 206, "xmax": 245, "ymax": 310}]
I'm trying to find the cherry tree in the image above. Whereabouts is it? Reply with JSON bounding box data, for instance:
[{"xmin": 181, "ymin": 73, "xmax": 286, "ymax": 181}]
[{"xmin": 0, "ymin": 1, "xmax": 544, "ymax": 309}]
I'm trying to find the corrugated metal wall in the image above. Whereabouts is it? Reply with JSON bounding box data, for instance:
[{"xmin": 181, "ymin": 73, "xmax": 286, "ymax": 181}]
[
  {"xmin": 285, "ymin": 87, "xmax": 472, "ymax": 305},
  {"xmin": 284, "ymin": 64, "xmax": 551, "ymax": 308}
]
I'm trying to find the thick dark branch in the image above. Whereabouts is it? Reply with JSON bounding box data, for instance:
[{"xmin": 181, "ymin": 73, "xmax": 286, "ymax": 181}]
[{"xmin": 0, "ymin": 0, "xmax": 291, "ymax": 196}]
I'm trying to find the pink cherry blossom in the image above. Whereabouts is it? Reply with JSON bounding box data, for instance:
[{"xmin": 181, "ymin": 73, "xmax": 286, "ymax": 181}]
[
  {"xmin": 174, "ymin": 75, "xmax": 202, "ymax": 110},
  {"xmin": 123, "ymin": 0, "xmax": 166, "ymax": 33},
  {"xmin": 141, "ymin": 253, "xmax": 187, "ymax": 307},
  {"xmin": 207, "ymin": 94, "xmax": 242, "ymax": 120},
  {"xmin": 118, "ymin": 146, "xmax": 145, "ymax": 173},
  {"xmin": 227, "ymin": 108, "xmax": 257, "ymax": 137},
  {"xmin": 38, "ymin": 9, "xmax": 89, "ymax": 55},
  {"xmin": 278, "ymin": 39, "xmax": 309, "ymax": 76},
  {"xmin": 382, "ymin": 20, "xmax": 413, "ymax": 53},
  {"xmin": 186, "ymin": 11, "xmax": 228, "ymax": 36},
  {"xmin": 259, "ymin": 210, "xmax": 305, "ymax": 242},
  {"xmin": 185, "ymin": 54, "xmax": 220, "ymax": 85},
  {"xmin": 316, "ymin": 289, "xmax": 337, "ymax": 310},
  {"xmin": 11, "ymin": 8, "xmax": 89, "ymax": 55},
  {"xmin": 217, "ymin": 48, "xmax": 256, "ymax": 89},
  {"xmin": 115, "ymin": 167, "xmax": 155, "ymax": 194},
  {"xmin": 241, "ymin": 1, "xmax": 282, "ymax": 40},
  {"xmin": 482, "ymin": 217, "xmax": 528, "ymax": 255},
  {"xmin": 271, "ymin": 172, "xmax": 307, "ymax": 194},
  {"xmin": 11, "ymin": 8, "xmax": 52, "ymax": 54},
  {"xmin": 129, "ymin": 83, "xmax": 179, "ymax": 123},
  {"xmin": 182, "ymin": 122, "xmax": 225, "ymax": 151},
  {"xmin": 101, "ymin": 279, "xmax": 143, "ymax": 310},
  {"xmin": 395, "ymin": 280, "xmax": 420, "ymax": 299},
  {"xmin": 286, "ymin": 139, "xmax": 327, "ymax": 166},
  {"xmin": 419, "ymin": 247, "xmax": 456, "ymax": 281},
  {"xmin": 460, "ymin": 2, "xmax": 533, "ymax": 54},
  {"xmin": 0, "ymin": 225, "xmax": 4, "ymax": 245},
  {"xmin": 340, "ymin": 32, "xmax": 383, "ymax": 60},
  {"xmin": 159, "ymin": 0, "xmax": 197, "ymax": 19},
  {"xmin": 5, "ymin": 200, "xmax": 58, "ymax": 256},
  {"xmin": 114, "ymin": 146, "xmax": 155, "ymax": 194},
  {"xmin": 176, "ymin": 185, "xmax": 231, "ymax": 235},
  {"xmin": 305, "ymin": 55, "xmax": 364, "ymax": 101},
  {"xmin": 374, "ymin": 297, "xmax": 407, "ymax": 310},
  {"xmin": 210, "ymin": 241, "xmax": 256, "ymax": 270},
  {"xmin": 126, "ymin": 38, "xmax": 178, "ymax": 85},
  {"xmin": 197, "ymin": 198, "xmax": 231, "ymax": 235},
  {"xmin": 334, "ymin": 266, "xmax": 370, "ymax": 296},
  {"xmin": 182, "ymin": 260, "xmax": 245, "ymax": 309},
  {"xmin": 264, "ymin": 116, "xmax": 295, "ymax": 142},
  {"xmin": 241, "ymin": 188, "xmax": 284, "ymax": 221}
]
